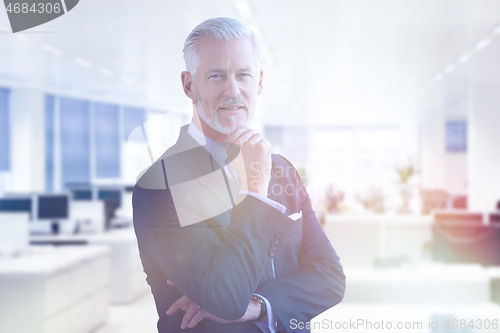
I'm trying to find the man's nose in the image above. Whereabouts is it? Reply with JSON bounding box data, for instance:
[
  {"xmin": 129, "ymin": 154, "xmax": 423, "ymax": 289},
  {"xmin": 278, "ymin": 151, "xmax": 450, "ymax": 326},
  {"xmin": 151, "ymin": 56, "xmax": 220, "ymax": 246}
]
[{"xmin": 223, "ymin": 76, "xmax": 241, "ymax": 98}]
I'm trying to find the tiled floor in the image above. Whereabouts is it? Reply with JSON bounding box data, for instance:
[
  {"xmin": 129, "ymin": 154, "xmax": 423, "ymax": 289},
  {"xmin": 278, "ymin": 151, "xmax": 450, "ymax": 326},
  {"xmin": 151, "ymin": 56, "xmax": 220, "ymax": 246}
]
[{"xmin": 94, "ymin": 292, "xmax": 158, "ymax": 333}]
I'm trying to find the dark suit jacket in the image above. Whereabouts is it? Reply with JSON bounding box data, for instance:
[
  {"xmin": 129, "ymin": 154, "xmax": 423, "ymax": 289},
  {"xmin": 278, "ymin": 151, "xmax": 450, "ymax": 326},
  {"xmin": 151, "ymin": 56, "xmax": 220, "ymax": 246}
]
[{"xmin": 133, "ymin": 125, "xmax": 345, "ymax": 333}]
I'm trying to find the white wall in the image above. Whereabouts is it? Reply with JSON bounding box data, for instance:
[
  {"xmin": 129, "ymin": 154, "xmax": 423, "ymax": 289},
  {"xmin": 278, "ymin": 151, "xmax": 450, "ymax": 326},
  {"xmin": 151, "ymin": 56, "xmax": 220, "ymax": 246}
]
[
  {"xmin": 420, "ymin": 70, "xmax": 470, "ymax": 196},
  {"xmin": 420, "ymin": 85, "xmax": 447, "ymax": 190},
  {"xmin": 445, "ymin": 154, "xmax": 468, "ymax": 194},
  {"xmin": 9, "ymin": 88, "xmax": 45, "ymax": 193},
  {"xmin": 468, "ymin": 85, "xmax": 500, "ymax": 211},
  {"xmin": 466, "ymin": 38, "xmax": 500, "ymax": 211}
]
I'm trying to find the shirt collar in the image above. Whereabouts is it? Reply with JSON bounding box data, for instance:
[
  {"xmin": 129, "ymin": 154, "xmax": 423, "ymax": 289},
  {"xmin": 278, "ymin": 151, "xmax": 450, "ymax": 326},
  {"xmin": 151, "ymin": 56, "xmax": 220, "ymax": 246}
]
[
  {"xmin": 187, "ymin": 119, "xmax": 208, "ymax": 147},
  {"xmin": 186, "ymin": 119, "xmax": 228, "ymax": 167}
]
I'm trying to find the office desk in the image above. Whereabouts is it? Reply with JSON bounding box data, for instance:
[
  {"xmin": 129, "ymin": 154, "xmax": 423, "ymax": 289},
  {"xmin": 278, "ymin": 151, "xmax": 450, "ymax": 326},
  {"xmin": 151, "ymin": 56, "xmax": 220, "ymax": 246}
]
[
  {"xmin": 31, "ymin": 228, "xmax": 148, "ymax": 304},
  {"xmin": 0, "ymin": 246, "xmax": 110, "ymax": 333},
  {"xmin": 324, "ymin": 214, "xmax": 433, "ymax": 267},
  {"xmin": 433, "ymin": 223, "xmax": 500, "ymax": 265},
  {"xmin": 342, "ymin": 263, "xmax": 490, "ymax": 304}
]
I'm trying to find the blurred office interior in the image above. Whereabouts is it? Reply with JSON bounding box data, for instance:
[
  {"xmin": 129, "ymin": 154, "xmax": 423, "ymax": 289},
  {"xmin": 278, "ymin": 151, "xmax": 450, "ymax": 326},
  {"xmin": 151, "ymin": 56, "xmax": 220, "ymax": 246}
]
[{"xmin": 1, "ymin": 0, "xmax": 500, "ymax": 332}]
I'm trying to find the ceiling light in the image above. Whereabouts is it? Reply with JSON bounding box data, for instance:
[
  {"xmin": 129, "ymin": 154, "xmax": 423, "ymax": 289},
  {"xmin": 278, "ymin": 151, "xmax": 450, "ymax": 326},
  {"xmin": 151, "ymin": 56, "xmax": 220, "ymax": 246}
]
[
  {"xmin": 122, "ymin": 76, "xmax": 134, "ymax": 85},
  {"xmin": 74, "ymin": 57, "xmax": 92, "ymax": 68},
  {"xmin": 474, "ymin": 38, "xmax": 491, "ymax": 51},
  {"xmin": 101, "ymin": 68, "xmax": 114, "ymax": 77},
  {"xmin": 234, "ymin": 0, "xmax": 253, "ymax": 18},
  {"xmin": 41, "ymin": 43, "xmax": 63, "ymax": 56},
  {"xmin": 434, "ymin": 73, "xmax": 443, "ymax": 82},
  {"xmin": 445, "ymin": 64, "xmax": 456, "ymax": 74},
  {"xmin": 458, "ymin": 52, "xmax": 470, "ymax": 63}
]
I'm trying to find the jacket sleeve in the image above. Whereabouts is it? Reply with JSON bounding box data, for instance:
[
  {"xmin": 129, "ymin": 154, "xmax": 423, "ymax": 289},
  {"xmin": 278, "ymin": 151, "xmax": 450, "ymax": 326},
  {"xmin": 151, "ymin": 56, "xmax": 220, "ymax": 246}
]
[
  {"xmin": 133, "ymin": 177, "xmax": 295, "ymax": 320},
  {"xmin": 254, "ymin": 166, "xmax": 346, "ymax": 332}
]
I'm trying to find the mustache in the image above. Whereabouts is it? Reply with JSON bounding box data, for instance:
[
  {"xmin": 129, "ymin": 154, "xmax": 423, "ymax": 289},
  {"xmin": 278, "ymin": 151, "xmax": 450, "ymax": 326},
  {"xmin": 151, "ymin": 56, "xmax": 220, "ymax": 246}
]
[{"xmin": 215, "ymin": 98, "xmax": 249, "ymax": 111}]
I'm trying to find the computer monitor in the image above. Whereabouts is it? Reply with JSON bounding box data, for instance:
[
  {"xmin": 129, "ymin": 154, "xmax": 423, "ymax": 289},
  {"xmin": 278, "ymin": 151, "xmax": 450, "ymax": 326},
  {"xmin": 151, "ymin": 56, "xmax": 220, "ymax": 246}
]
[
  {"xmin": 97, "ymin": 189, "xmax": 122, "ymax": 206},
  {"xmin": 490, "ymin": 213, "xmax": 500, "ymax": 225},
  {"xmin": 0, "ymin": 197, "xmax": 33, "ymax": 221},
  {"xmin": 124, "ymin": 185, "xmax": 135, "ymax": 193},
  {"xmin": 36, "ymin": 194, "xmax": 70, "ymax": 234},
  {"xmin": 66, "ymin": 183, "xmax": 94, "ymax": 201},
  {"xmin": 97, "ymin": 188, "xmax": 122, "ymax": 230},
  {"xmin": 71, "ymin": 189, "xmax": 93, "ymax": 201},
  {"xmin": 37, "ymin": 195, "xmax": 69, "ymax": 220}
]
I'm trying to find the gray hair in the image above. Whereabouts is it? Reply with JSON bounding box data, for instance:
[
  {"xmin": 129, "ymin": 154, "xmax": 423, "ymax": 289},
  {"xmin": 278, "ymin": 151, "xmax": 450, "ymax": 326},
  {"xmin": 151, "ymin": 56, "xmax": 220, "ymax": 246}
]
[{"xmin": 183, "ymin": 17, "xmax": 263, "ymax": 79}]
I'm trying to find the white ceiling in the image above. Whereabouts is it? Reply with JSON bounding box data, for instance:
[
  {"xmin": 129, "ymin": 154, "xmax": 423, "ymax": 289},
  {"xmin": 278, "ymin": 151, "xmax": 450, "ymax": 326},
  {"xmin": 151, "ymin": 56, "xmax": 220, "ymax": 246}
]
[{"xmin": 1, "ymin": 0, "xmax": 500, "ymax": 126}]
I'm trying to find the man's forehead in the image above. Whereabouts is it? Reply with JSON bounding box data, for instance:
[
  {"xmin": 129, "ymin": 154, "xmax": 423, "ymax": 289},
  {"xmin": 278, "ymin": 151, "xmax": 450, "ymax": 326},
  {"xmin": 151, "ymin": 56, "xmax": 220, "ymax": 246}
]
[
  {"xmin": 198, "ymin": 36, "xmax": 251, "ymax": 48},
  {"xmin": 197, "ymin": 37, "xmax": 253, "ymax": 61}
]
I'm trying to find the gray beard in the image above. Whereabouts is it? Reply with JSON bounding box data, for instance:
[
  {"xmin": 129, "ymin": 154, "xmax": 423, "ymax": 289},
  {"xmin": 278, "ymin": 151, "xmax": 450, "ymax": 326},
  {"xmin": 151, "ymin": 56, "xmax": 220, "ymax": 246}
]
[{"xmin": 194, "ymin": 89, "xmax": 253, "ymax": 135}]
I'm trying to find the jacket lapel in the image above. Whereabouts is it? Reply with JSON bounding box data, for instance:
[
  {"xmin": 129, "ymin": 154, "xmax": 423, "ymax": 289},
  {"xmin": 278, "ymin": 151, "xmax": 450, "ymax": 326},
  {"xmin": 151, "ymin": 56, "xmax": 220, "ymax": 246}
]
[
  {"xmin": 173, "ymin": 126, "xmax": 279, "ymax": 279},
  {"xmin": 173, "ymin": 126, "xmax": 234, "ymax": 214}
]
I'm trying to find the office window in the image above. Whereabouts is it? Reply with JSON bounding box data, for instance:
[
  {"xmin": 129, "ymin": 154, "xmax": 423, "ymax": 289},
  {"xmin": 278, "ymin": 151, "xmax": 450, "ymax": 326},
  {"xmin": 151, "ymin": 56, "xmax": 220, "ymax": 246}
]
[
  {"xmin": 0, "ymin": 88, "xmax": 10, "ymax": 171},
  {"xmin": 44, "ymin": 95, "xmax": 55, "ymax": 192},
  {"xmin": 446, "ymin": 121, "xmax": 467, "ymax": 153},
  {"xmin": 94, "ymin": 103, "xmax": 120, "ymax": 178},
  {"xmin": 264, "ymin": 126, "xmax": 284, "ymax": 148},
  {"xmin": 123, "ymin": 107, "xmax": 145, "ymax": 141},
  {"xmin": 60, "ymin": 97, "xmax": 91, "ymax": 188},
  {"xmin": 265, "ymin": 126, "xmax": 309, "ymax": 163}
]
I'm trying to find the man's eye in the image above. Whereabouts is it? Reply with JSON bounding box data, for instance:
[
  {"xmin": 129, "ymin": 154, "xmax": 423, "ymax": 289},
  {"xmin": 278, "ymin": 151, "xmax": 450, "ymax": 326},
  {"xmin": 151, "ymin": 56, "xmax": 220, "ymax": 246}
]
[
  {"xmin": 210, "ymin": 74, "xmax": 221, "ymax": 78},
  {"xmin": 240, "ymin": 73, "xmax": 251, "ymax": 77}
]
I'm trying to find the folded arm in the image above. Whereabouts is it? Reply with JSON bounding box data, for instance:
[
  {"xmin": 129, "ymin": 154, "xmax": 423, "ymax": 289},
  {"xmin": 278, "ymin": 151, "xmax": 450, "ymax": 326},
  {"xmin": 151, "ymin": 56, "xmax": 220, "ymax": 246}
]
[{"xmin": 133, "ymin": 185, "xmax": 294, "ymax": 320}]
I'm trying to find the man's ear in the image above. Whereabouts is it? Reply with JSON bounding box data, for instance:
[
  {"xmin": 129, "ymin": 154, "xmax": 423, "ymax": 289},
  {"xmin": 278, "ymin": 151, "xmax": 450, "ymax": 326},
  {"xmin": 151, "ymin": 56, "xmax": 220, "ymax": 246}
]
[
  {"xmin": 258, "ymin": 69, "xmax": 264, "ymax": 95},
  {"xmin": 181, "ymin": 71, "xmax": 196, "ymax": 101}
]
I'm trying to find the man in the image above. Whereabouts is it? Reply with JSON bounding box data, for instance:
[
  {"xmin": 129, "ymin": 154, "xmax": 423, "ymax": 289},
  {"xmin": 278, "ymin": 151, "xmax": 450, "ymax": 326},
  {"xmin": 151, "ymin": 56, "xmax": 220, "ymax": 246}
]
[{"xmin": 133, "ymin": 17, "xmax": 345, "ymax": 333}]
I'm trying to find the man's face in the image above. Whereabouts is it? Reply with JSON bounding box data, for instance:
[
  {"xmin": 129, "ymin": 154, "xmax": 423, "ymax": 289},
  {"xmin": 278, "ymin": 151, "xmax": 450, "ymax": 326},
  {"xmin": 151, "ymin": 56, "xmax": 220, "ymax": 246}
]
[{"xmin": 191, "ymin": 37, "xmax": 263, "ymax": 134}]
